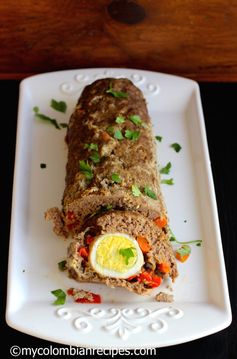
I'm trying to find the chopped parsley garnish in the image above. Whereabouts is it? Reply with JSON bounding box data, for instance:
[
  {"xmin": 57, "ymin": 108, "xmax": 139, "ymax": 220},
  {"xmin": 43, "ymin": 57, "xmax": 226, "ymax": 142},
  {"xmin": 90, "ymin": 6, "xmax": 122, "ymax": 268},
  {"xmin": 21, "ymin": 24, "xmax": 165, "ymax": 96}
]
[
  {"xmin": 129, "ymin": 114, "xmax": 142, "ymax": 126},
  {"xmin": 144, "ymin": 186, "xmax": 157, "ymax": 200},
  {"xmin": 106, "ymin": 84, "xmax": 128, "ymax": 98},
  {"xmin": 40, "ymin": 163, "xmax": 46, "ymax": 169},
  {"xmin": 125, "ymin": 129, "xmax": 140, "ymax": 141},
  {"xmin": 84, "ymin": 143, "xmax": 99, "ymax": 151},
  {"xmin": 51, "ymin": 289, "xmax": 66, "ymax": 305},
  {"xmin": 33, "ymin": 107, "xmax": 60, "ymax": 129},
  {"xmin": 160, "ymin": 162, "xmax": 172, "ymax": 175},
  {"xmin": 106, "ymin": 126, "xmax": 115, "ymax": 135},
  {"xmin": 79, "ymin": 160, "xmax": 93, "ymax": 180},
  {"xmin": 115, "ymin": 116, "xmax": 125, "ymax": 124},
  {"xmin": 50, "ymin": 99, "xmax": 67, "ymax": 113},
  {"xmin": 89, "ymin": 152, "xmax": 100, "ymax": 164},
  {"xmin": 58, "ymin": 260, "xmax": 67, "ymax": 271},
  {"xmin": 111, "ymin": 173, "xmax": 122, "ymax": 183},
  {"xmin": 171, "ymin": 143, "xmax": 182, "ymax": 152},
  {"xmin": 131, "ymin": 184, "xmax": 141, "ymax": 197},
  {"xmin": 60, "ymin": 123, "xmax": 69, "ymax": 128},
  {"xmin": 161, "ymin": 178, "xmax": 174, "ymax": 185},
  {"xmin": 106, "ymin": 204, "xmax": 113, "ymax": 210},
  {"xmin": 169, "ymin": 228, "xmax": 202, "ymax": 246},
  {"xmin": 119, "ymin": 247, "xmax": 135, "ymax": 265},
  {"xmin": 155, "ymin": 136, "xmax": 162, "ymax": 142},
  {"xmin": 114, "ymin": 129, "xmax": 124, "ymax": 140}
]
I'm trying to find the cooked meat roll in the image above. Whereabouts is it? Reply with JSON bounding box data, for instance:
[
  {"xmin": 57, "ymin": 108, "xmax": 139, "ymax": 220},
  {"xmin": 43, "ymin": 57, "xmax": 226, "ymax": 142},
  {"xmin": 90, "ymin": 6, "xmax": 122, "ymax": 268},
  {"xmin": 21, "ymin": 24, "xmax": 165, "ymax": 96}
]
[{"xmin": 46, "ymin": 78, "xmax": 178, "ymax": 296}]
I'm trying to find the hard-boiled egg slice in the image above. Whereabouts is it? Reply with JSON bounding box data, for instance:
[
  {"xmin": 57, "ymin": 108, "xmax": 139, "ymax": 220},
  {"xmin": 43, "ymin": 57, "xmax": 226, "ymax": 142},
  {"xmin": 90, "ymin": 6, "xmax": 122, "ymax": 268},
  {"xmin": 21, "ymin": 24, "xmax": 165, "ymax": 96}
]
[{"xmin": 89, "ymin": 232, "xmax": 144, "ymax": 279}]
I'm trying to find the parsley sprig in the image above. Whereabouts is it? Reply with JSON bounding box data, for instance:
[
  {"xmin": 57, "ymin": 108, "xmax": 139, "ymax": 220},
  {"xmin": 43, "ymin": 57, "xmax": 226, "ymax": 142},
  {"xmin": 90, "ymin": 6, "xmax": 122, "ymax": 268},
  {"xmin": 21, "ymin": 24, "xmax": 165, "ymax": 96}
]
[
  {"xmin": 50, "ymin": 99, "xmax": 67, "ymax": 113},
  {"xmin": 106, "ymin": 83, "xmax": 128, "ymax": 98},
  {"xmin": 169, "ymin": 229, "xmax": 202, "ymax": 246},
  {"xmin": 51, "ymin": 289, "xmax": 66, "ymax": 305},
  {"xmin": 79, "ymin": 160, "xmax": 93, "ymax": 180},
  {"xmin": 160, "ymin": 162, "xmax": 172, "ymax": 175}
]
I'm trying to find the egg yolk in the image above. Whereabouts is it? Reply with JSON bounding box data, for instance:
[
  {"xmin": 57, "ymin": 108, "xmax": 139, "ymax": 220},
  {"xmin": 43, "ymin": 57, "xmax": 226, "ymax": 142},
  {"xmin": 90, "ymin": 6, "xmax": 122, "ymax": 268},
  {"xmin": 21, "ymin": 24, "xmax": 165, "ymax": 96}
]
[{"xmin": 96, "ymin": 235, "xmax": 138, "ymax": 273}]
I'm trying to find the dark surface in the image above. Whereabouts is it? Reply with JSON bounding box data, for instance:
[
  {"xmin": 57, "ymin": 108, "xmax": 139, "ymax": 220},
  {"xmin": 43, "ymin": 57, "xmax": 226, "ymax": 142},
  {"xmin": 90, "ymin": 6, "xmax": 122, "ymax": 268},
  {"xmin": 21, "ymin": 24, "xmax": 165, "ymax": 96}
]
[{"xmin": 0, "ymin": 81, "xmax": 236, "ymax": 358}]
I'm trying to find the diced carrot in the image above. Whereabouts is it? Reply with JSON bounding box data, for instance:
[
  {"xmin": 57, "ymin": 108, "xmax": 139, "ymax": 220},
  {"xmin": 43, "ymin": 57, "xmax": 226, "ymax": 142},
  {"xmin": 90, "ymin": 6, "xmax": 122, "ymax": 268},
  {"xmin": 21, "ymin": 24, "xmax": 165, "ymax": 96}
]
[
  {"xmin": 78, "ymin": 247, "xmax": 89, "ymax": 259},
  {"xmin": 137, "ymin": 236, "xmax": 151, "ymax": 253},
  {"xmin": 158, "ymin": 262, "xmax": 171, "ymax": 274},
  {"xmin": 67, "ymin": 288, "xmax": 74, "ymax": 296},
  {"xmin": 175, "ymin": 252, "xmax": 190, "ymax": 263},
  {"xmin": 154, "ymin": 216, "xmax": 167, "ymax": 228}
]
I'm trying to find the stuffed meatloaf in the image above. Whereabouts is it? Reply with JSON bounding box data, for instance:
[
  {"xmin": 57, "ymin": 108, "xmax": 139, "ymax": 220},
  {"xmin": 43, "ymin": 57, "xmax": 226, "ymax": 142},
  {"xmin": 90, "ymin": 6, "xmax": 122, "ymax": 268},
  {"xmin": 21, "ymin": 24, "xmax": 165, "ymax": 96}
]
[{"xmin": 46, "ymin": 78, "xmax": 178, "ymax": 295}]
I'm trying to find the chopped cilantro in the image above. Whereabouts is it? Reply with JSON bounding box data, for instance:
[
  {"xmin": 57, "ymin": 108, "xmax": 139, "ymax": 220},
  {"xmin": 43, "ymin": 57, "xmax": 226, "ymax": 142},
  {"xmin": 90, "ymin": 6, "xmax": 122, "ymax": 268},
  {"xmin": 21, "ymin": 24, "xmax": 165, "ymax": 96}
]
[
  {"xmin": 119, "ymin": 247, "xmax": 135, "ymax": 265},
  {"xmin": 171, "ymin": 143, "xmax": 182, "ymax": 152},
  {"xmin": 33, "ymin": 107, "xmax": 60, "ymax": 129},
  {"xmin": 40, "ymin": 163, "xmax": 46, "ymax": 169},
  {"xmin": 50, "ymin": 99, "xmax": 67, "ymax": 113},
  {"xmin": 161, "ymin": 178, "xmax": 174, "ymax": 185},
  {"xmin": 155, "ymin": 136, "xmax": 162, "ymax": 142},
  {"xmin": 129, "ymin": 114, "xmax": 142, "ymax": 126},
  {"xmin": 51, "ymin": 289, "xmax": 66, "ymax": 305},
  {"xmin": 106, "ymin": 126, "xmax": 115, "ymax": 135},
  {"xmin": 111, "ymin": 173, "xmax": 122, "ymax": 183},
  {"xmin": 144, "ymin": 186, "xmax": 157, "ymax": 200},
  {"xmin": 89, "ymin": 152, "xmax": 100, "ymax": 164},
  {"xmin": 106, "ymin": 84, "xmax": 128, "ymax": 98},
  {"xmin": 114, "ymin": 129, "xmax": 124, "ymax": 140},
  {"xmin": 115, "ymin": 116, "xmax": 125, "ymax": 124},
  {"xmin": 160, "ymin": 162, "xmax": 172, "ymax": 175},
  {"xmin": 125, "ymin": 129, "xmax": 140, "ymax": 141},
  {"xmin": 84, "ymin": 143, "xmax": 99, "ymax": 151},
  {"xmin": 79, "ymin": 160, "xmax": 93, "ymax": 180},
  {"xmin": 131, "ymin": 184, "xmax": 141, "ymax": 197},
  {"xmin": 58, "ymin": 260, "xmax": 67, "ymax": 271}
]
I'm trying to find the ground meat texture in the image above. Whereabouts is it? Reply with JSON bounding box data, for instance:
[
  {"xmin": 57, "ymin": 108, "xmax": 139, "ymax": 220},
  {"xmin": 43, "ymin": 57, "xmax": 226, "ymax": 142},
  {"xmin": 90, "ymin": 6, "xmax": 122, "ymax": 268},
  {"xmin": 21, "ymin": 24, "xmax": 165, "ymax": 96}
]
[{"xmin": 46, "ymin": 78, "xmax": 168, "ymax": 236}]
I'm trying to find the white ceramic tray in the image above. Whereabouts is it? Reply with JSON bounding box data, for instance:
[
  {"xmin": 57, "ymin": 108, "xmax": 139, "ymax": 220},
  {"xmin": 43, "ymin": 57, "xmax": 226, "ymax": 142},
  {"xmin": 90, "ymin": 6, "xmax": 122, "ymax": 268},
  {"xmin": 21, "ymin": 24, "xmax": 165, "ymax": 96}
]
[{"xmin": 6, "ymin": 68, "xmax": 231, "ymax": 348}]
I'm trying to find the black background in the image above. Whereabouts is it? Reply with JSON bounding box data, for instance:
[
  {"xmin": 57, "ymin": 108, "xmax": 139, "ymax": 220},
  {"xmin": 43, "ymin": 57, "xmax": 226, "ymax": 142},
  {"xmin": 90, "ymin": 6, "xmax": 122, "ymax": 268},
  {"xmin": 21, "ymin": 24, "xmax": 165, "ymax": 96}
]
[{"xmin": 0, "ymin": 81, "xmax": 236, "ymax": 358}]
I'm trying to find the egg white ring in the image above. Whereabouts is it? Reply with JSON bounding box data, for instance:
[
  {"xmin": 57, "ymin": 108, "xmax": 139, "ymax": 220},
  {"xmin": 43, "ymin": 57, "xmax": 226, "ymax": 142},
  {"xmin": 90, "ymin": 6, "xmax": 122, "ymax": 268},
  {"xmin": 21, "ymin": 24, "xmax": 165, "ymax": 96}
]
[{"xmin": 89, "ymin": 232, "xmax": 144, "ymax": 279}]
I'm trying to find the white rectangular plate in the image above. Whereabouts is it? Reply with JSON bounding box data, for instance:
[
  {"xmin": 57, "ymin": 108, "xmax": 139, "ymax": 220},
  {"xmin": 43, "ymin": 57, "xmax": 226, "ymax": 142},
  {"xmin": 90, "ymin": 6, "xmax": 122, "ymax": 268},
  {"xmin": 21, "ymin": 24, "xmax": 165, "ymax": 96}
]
[{"xmin": 6, "ymin": 68, "xmax": 231, "ymax": 348}]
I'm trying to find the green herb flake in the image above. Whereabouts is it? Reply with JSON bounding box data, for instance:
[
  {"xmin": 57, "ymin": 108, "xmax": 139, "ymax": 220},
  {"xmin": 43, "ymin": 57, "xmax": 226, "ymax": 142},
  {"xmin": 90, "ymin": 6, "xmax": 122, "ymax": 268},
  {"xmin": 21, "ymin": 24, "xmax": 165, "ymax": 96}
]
[
  {"xmin": 144, "ymin": 186, "xmax": 157, "ymax": 200},
  {"xmin": 111, "ymin": 173, "xmax": 122, "ymax": 183},
  {"xmin": 115, "ymin": 116, "xmax": 125, "ymax": 124},
  {"xmin": 89, "ymin": 152, "xmax": 100, "ymax": 164},
  {"xmin": 129, "ymin": 114, "xmax": 142, "ymax": 126},
  {"xmin": 60, "ymin": 123, "xmax": 69, "ymax": 128},
  {"xmin": 196, "ymin": 243, "xmax": 202, "ymax": 247},
  {"xmin": 131, "ymin": 184, "xmax": 141, "ymax": 197},
  {"xmin": 84, "ymin": 143, "xmax": 99, "ymax": 151},
  {"xmin": 51, "ymin": 289, "xmax": 66, "ymax": 305},
  {"xmin": 155, "ymin": 136, "xmax": 163, "ymax": 142},
  {"xmin": 160, "ymin": 162, "xmax": 172, "ymax": 175},
  {"xmin": 106, "ymin": 84, "xmax": 128, "ymax": 98},
  {"xmin": 50, "ymin": 99, "xmax": 67, "ymax": 113},
  {"xmin": 58, "ymin": 260, "xmax": 67, "ymax": 271},
  {"xmin": 171, "ymin": 143, "xmax": 182, "ymax": 153},
  {"xmin": 119, "ymin": 247, "xmax": 135, "ymax": 265},
  {"xmin": 114, "ymin": 129, "xmax": 124, "ymax": 140},
  {"xmin": 33, "ymin": 107, "xmax": 60, "ymax": 129},
  {"xmin": 161, "ymin": 178, "xmax": 174, "ymax": 185},
  {"xmin": 40, "ymin": 163, "xmax": 47, "ymax": 169},
  {"xmin": 106, "ymin": 126, "xmax": 115, "ymax": 135},
  {"xmin": 169, "ymin": 228, "xmax": 202, "ymax": 246},
  {"xmin": 125, "ymin": 129, "xmax": 140, "ymax": 141},
  {"xmin": 106, "ymin": 204, "xmax": 113, "ymax": 210},
  {"xmin": 176, "ymin": 245, "xmax": 191, "ymax": 257},
  {"xmin": 79, "ymin": 160, "xmax": 93, "ymax": 180}
]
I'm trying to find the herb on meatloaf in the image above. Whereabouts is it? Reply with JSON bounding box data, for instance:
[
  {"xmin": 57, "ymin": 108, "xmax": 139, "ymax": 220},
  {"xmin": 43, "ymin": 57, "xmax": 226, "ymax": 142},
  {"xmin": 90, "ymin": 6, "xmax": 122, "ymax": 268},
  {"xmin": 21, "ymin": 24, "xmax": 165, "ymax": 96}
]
[
  {"xmin": 89, "ymin": 152, "xmax": 100, "ymax": 164},
  {"xmin": 79, "ymin": 160, "xmax": 93, "ymax": 180},
  {"xmin": 144, "ymin": 186, "xmax": 157, "ymax": 200},
  {"xmin": 129, "ymin": 114, "xmax": 143, "ymax": 126},
  {"xmin": 50, "ymin": 99, "xmax": 67, "ymax": 113},
  {"xmin": 131, "ymin": 184, "xmax": 141, "ymax": 197},
  {"xmin": 33, "ymin": 107, "xmax": 61, "ymax": 129},
  {"xmin": 111, "ymin": 173, "xmax": 122, "ymax": 183},
  {"xmin": 160, "ymin": 162, "xmax": 172, "ymax": 175},
  {"xmin": 58, "ymin": 260, "xmax": 67, "ymax": 271},
  {"xmin": 106, "ymin": 126, "xmax": 115, "ymax": 135},
  {"xmin": 161, "ymin": 178, "xmax": 174, "ymax": 185},
  {"xmin": 125, "ymin": 129, "xmax": 140, "ymax": 141},
  {"xmin": 51, "ymin": 289, "xmax": 66, "ymax": 305},
  {"xmin": 84, "ymin": 143, "xmax": 99, "ymax": 151},
  {"xmin": 119, "ymin": 247, "xmax": 135, "ymax": 265},
  {"xmin": 106, "ymin": 84, "xmax": 128, "ymax": 98},
  {"xmin": 40, "ymin": 163, "xmax": 47, "ymax": 169},
  {"xmin": 114, "ymin": 129, "xmax": 124, "ymax": 140},
  {"xmin": 155, "ymin": 135, "xmax": 163, "ymax": 142},
  {"xmin": 171, "ymin": 143, "xmax": 182, "ymax": 152},
  {"xmin": 115, "ymin": 116, "xmax": 125, "ymax": 124}
]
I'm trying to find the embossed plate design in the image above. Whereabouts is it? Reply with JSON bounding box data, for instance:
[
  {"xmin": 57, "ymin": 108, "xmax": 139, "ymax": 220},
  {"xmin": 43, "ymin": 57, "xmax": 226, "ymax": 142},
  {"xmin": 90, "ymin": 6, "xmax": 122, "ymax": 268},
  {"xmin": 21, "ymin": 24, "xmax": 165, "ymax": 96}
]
[{"xmin": 6, "ymin": 69, "xmax": 231, "ymax": 348}]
